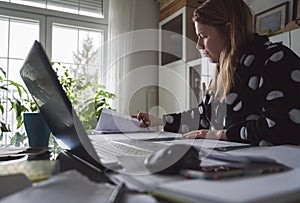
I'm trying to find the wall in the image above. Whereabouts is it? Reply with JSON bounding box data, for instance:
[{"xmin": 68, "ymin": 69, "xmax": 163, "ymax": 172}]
[
  {"xmin": 121, "ymin": 0, "xmax": 295, "ymax": 115},
  {"xmin": 120, "ymin": 0, "xmax": 160, "ymax": 115},
  {"xmin": 247, "ymin": 0, "xmax": 294, "ymax": 21}
]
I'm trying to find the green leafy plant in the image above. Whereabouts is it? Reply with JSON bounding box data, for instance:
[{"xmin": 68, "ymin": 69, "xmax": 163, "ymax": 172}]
[
  {"xmin": 0, "ymin": 66, "xmax": 30, "ymax": 147},
  {"xmin": 1, "ymin": 36, "xmax": 115, "ymax": 148},
  {"xmin": 79, "ymin": 84, "xmax": 115, "ymax": 131},
  {"xmin": 53, "ymin": 62, "xmax": 115, "ymax": 132},
  {"xmin": 0, "ymin": 67, "xmax": 28, "ymax": 133},
  {"xmin": 48, "ymin": 36, "xmax": 116, "ymax": 132}
]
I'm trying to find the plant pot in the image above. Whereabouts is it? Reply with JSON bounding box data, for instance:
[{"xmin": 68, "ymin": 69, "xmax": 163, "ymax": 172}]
[{"xmin": 23, "ymin": 112, "xmax": 51, "ymax": 148}]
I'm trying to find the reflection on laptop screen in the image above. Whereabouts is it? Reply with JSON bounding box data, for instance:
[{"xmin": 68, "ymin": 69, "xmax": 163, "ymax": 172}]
[{"xmin": 20, "ymin": 40, "xmax": 99, "ymax": 164}]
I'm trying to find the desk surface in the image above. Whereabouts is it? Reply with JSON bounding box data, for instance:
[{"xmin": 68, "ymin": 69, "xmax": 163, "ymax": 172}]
[
  {"xmin": 105, "ymin": 134, "xmax": 300, "ymax": 203},
  {"xmin": 2, "ymin": 132, "xmax": 300, "ymax": 203}
]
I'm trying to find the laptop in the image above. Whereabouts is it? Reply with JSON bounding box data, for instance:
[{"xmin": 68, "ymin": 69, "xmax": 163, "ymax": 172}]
[{"xmin": 20, "ymin": 40, "xmax": 166, "ymax": 171}]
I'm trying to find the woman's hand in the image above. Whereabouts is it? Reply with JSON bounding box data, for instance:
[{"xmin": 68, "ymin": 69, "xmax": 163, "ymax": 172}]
[
  {"xmin": 182, "ymin": 129, "xmax": 227, "ymax": 141},
  {"xmin": 131, "ymin": 112, "xmax": 164, "ymax": 128}
]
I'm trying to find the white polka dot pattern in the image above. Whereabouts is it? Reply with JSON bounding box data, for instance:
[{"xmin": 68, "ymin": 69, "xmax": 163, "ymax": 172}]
[
  {"xmin": 259, "ymin": 140, "xmax": 273, "ymax": 146},
  {"xmin": 266, "ymin": 44, "xmax": 277, "ymax": 50},
  {"xmin": 264, "ymin": 41, "xmax": 272, "ymax": 46},
  {"xmin": 264, "ymin": 60, "xmax": 269, "ymax": 67},
  {"xmin": 269, "ymin": 51, "xmax": 284, "ymax": 62},
  {"xmin": 246, "ymin": 114, "xmax": 259, "ymax": 120},
  {"xmin": 199, "ymin": 106, "xmax": 203, "ymax": 114},
  {"xmin": 233, "ymin": 101, "xmax": 242, "ymax": 111},
  {"xmin": 266, "ymin": 91, "xmax": 284, "ymax": 101},
  {"xmin": 289, "ymin": 109, "xmax": 300, "ymax": 124},
  {"xmin": 214, "ymin": 105, "xmax": 219, "ymax": 118},
  {"xmin": 259, "ymin": 77, "xmax": 264, "ymax": 88},
  {"xmin": 191, "ymin": 110, "xmax": 195, "ymax": 119},
  {"xmin": 200, "ymin": 119, "xmax": 209, "ymax": 128},
  {"xmin": 203, "ymin": 95, "xmax": 207, "ymax": 102},
  {"xmin": 240, "ymin": 126, "xmax": 248, "ymax": 140},
  {"xmin": 208, "ymin": 96, "xmax": 213, "ymax": 104},
  {"xmin": 243, "ymin": 55, "xmax": 255, "ymax": 67},
  {"xmin": 226, "ymin": 93, "xmax": 238, "ymax": 105},
  {"xmin": 165, "ymin": 115, "xmax": 174, "ymax": 124},
  {"xmin": 266, "ymin": 118, "xmax": 276, "ymax": 128},
  {"xmin": 240, "ymin": 54, "xmax": 246, "ymax": 64},
  {"xmin": 291, "ymin": 70, "xmax": 300, "ymax": 83},
  {"xmin": 248, "ymin": 76, "xmax": 259, "ymax": 90},
  {"xmin": 163, "ymin": 35, "xmax": 300, "ymax": 145},
  {"xmin": 181, "ymin": 124, "xmax": 189, "ymax": 133},
  {"xmin": 223, "ymin": 117, "xmax": 226, "ymax": 126}
]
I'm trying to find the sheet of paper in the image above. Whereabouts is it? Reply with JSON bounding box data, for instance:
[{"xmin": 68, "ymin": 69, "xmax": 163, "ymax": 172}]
[
  {"xmin": 226, "ymin": 145, "xmax": 300, "ymax": 168},
  {"xmin": 0, "ymin": 174, "xmax": 31, "ymax": 199},
  {"xmin": 0, "ymin": 146, "xmax": 27, "ymax": 156},
  {"xmin": 0, "ymin": 170, "xmax": 116, "ymax": 203},
  {"xmin": 94, "ymin": 108, "xmax": 154, "ymax": 133},
  {"xmin": 155, "ymin": 167, "xmax": 300, "ymax": 203}
]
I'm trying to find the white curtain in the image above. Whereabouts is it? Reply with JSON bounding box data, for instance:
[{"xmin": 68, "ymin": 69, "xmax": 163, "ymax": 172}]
[{"xmin": 103, "ymin": 0, "xmax": 136, "ymax": 112}]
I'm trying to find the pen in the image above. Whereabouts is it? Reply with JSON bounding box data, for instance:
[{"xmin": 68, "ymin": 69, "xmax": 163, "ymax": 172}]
[
  {"xmin": 137, "ymin": 111, "xmax": 149, "ymax": 128},
  {"xmin": 213, "ymin": 145, "xmax": 254, "ymax": 152},
  {"xmin": 142, "ymin": 137, "xmax": 181, "ymax": 142},
  {"xmin": 141, "ymin": 117, "xmax": 149, "ymax": 128}
]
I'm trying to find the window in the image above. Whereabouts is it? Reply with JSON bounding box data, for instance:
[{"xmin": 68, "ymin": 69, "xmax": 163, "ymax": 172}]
[
  {"xmin": 0, "ymin": 0, "xmax": 104, "ymax": 18},
  {"xmin": 0, "ymin": 0, "xmax": 107, "ymax": 146},
  {"xmin": 201, "ymin": 58, "xmax": 214, "ymax": 87},
  {"xmin": 0, "ymin": 17, "xmax": 40, "ymax": 85},
  {"xmin": 189, "ymin": 58, "xmax": 214, "ymax": 108},
  {"xmin": 51, "ymin": 21, "xmax": 104, "ymax": 73}
]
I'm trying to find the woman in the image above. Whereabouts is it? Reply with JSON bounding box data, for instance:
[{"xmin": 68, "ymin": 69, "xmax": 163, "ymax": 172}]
[{"xmin": 134, "ymin": 0, "xmax": 300, "ymax": 145}]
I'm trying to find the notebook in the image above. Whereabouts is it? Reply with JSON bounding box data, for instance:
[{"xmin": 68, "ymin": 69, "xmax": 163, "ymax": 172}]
[{"xmin": 19, "ymin": 40, "xmax": 166, "ymax": 169}]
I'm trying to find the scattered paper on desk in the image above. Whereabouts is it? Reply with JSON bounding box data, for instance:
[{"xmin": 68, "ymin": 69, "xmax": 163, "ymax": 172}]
[
  {"xmin": 0, "ymin": 146, "xmax": 27, "ymax": 156},
  {"xmin": 0, "ymin": 160, "xmax": 57, "ymax": 182},
  {"xmin": 155, "ymin": 167, "xmax": 300, "ymax": 203},
  {"xmin": 95, "ymin": 108, "xmax": 154, "ymax": 133},
  {"xmin": 0, "ymin": 170, "xmax": 116, "ymax": 203},
  {"xmin": 226, "ymin": 145, "xmax": 300, "ymax": 168}
]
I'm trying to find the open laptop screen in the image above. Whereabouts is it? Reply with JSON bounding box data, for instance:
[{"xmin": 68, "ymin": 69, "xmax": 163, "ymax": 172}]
[{"xmin": 20, "ymin": 40, "xmax": 99, "ymax": 164}]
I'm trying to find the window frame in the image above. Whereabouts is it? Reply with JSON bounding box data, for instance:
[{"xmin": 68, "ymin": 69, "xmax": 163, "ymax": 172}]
[
  {"xmin": 0, "ymin": 0, "xmax": 108, "ymax": 56},
  {"xmin": 0, "ymin": 6, "xmax": 46, "ymax": 46},
  {"xmin": 0, "ymin": 0, "xmax": 108, "ymax": 145},
  {"xmin": 46, "ymin": 16, "xmax": 107, "ymax": 60}
]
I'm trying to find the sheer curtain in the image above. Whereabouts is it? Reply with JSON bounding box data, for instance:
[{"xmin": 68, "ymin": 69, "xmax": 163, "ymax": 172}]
[{"xmin": 103, "ymin": 0, "xmax": 136, "ymax": 112}]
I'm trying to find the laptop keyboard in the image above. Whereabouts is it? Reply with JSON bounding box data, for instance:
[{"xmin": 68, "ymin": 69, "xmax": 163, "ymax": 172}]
[{"xmin": 91, "ymin": 140, "xmax": 153, "ymax": 164}]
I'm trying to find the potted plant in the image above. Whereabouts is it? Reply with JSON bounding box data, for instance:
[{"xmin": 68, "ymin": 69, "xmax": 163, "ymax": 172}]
[
  {"xmin": 21, "ymin": 62, "xmax": 115, "ymax": 150},
  {"xmin": 0, "ymin": 66, "xmax": 28, "ymax": 146},
  {"xmin": 22, "ymin": 113, "xmax": 51, "ymax": 148},
  {"xmin": 53, "ymin": 63, "xmax": 116, "ymax": 132},
  {"xmin": 0, "ymin": 65, "xmax": 51, "ymax": 148}
]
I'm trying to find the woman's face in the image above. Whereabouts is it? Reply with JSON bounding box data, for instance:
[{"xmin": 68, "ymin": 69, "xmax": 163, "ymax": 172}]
[{"xmin": 195, "ymin": 22, "xmax": 227, "ymax": 63}]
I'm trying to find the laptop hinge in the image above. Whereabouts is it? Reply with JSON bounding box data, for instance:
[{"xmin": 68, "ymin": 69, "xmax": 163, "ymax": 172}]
[{"xmin": 57, "ymin": 150, "xmax": 114, "ymax": 184}]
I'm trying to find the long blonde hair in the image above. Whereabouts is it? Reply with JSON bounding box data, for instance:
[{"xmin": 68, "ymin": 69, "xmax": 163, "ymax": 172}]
[{"xmin": 193, "ymin": 0, "xmax": 253, "ymax": 100}]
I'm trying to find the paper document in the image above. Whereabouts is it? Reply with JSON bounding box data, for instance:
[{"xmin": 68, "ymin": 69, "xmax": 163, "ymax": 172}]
[
  {"xmin": 0, "ymin": 146, "xmax": 51, "ymax": 161},
  {"xmin": 0, "ymin": 170, "xmax": 117, "ymax": 203},
  {"xmin": 95, "ymin": 108, "xmax": 154, "ymax": 133},
  {"xmin": 155, "ymin": 167, "xmax": 300, "ymax": 203},
  {"xmin": 226, "ymin": 145, "xmax": 300, "ymax": 168}
]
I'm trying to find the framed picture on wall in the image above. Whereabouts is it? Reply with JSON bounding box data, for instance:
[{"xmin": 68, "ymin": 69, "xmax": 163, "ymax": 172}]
[
  {"xmin": 254, "ymin": 2, "xmax": 289, "ymax": 35},
  {"xmin": 293, "ymin": 0, "xmax": 300, "ymax": 20}
]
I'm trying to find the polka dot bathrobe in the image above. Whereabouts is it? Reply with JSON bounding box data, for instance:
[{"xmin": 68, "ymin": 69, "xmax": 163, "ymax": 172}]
[{"xmin": 163, "ymin": 34, "xmax": 300, "ymax": 146}]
